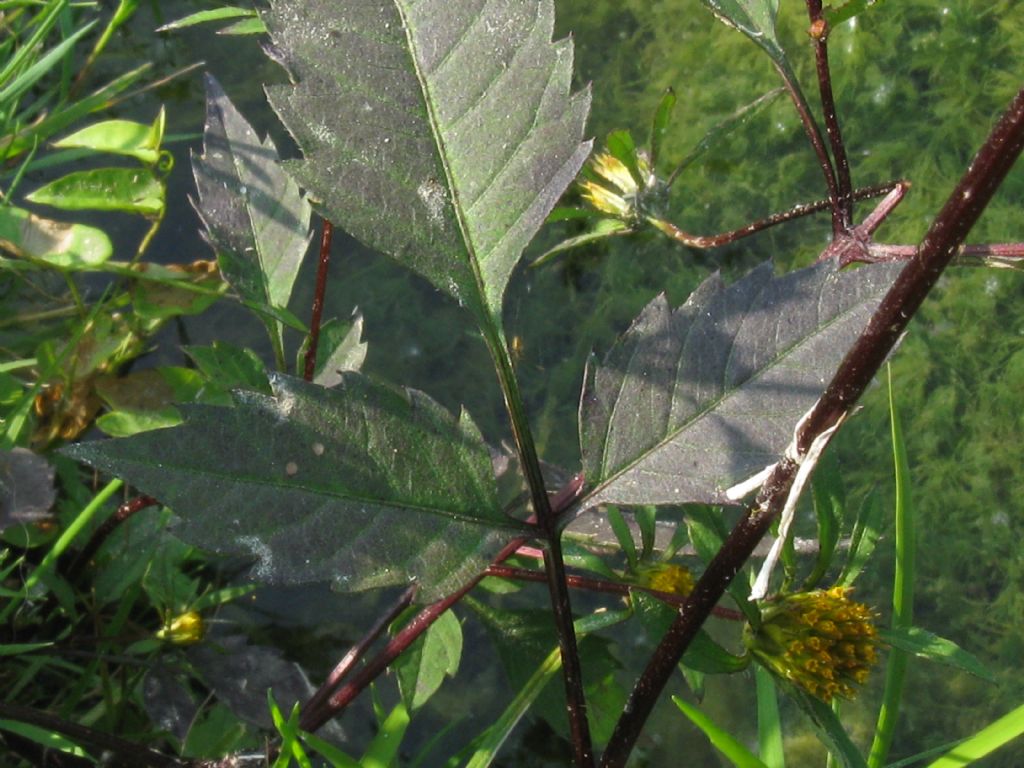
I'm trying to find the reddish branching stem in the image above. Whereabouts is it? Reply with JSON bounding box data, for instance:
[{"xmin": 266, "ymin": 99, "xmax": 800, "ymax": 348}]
[
  {"xmin": 298, "ymin": 534, "xmax": 529, "ymax": 734},
  {"xmin": 599, "ymin": 85, "xmax": 1024, "ymax": 768},
  {"xmin": 299, "ymin": 473, "xmax": 587, "ymax": 734},
  {"xmin": 301, "ymin": 584, "xmax": 416, "ymax": 730},
  {"xmin": 806, "ymin": 2, "xmax": 854, "ymax": 227},
  {"xmin": 303, "ymin": 219, "xmax": 333, "ymax": 381},
  {"xmin": 655, "ymin": 181, "xmax": 900, "ymax": 249},
  {"xmin": 774, "ymin": 60, "xmax": 842, "ymax": 234}
]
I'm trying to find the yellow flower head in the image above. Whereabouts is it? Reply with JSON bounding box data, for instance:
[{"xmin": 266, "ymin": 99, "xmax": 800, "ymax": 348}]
[
  {"xmin": 579, "ymin": 149, "xmax": 660, "ymax": 225},
  {"xmin": 634, "ymin": 562, "xmax": 695, "ymax": 597},
  {"xmin": 745, "ymin": 587, "xmax": 879, "ymax": 702},
  {"xmin": 591, "ymin": 152, "xmax": 640, "ymax": 196},
  {"xmin": 157, "ymin": 611, "xmax": 205, "ymax": 646},
  {"xmin": 580, "ymin": 178, "xmax": 633, "ymax": 218}
]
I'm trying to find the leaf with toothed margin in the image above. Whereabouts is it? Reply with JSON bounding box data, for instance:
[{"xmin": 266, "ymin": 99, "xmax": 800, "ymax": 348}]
[
  {"xmin": 191, "ymin": 74, "xmax": 312, "ymax": 328},
  {"xmin": 64, "ymin": 373, "xmax": 523, "ymax": 602},
  {"xmin": 578, "ymin": 258, "xmax": 903, "ymax": 510},
  {"xmin": 261, "ymin": 0, "xmax": 591, "ymax": 325}
]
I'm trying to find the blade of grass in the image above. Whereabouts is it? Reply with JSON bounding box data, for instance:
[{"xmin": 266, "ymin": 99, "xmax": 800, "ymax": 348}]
[
  {"xmin": 755, "ymin": 667, "xmax": 785, "ymax": 768},
  {"xmin": 0, "ymin": 22, "xmax": 95, "ymax": 106},
  {"xmin": 867, "ymin": 366, "xmax": 916, "ymax": 767},
  {"xmin": 606, "ymin": 506, "xmax": 637, "ymax": 571},
  {"xmin": 0, "ymin": 0, "xmax": 70, "ymax": 89},
  {"xmin": 360, "ymin": 702, "xmax": 410, "ymax": 768},
  {"xmin": 672, "ymin": 696, "xmax": 771, "ymax": 768},
  {"xmin": 924, "ymin": 702, "xmax": 1024, "ymax": 767},
  {"xmin": 464, "ymin": 609, "xmax": 630, "ymax": 768}
]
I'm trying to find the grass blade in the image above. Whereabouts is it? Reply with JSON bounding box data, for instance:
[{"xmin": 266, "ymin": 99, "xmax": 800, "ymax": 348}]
[
  {"xmin": 672, "ymin": 696, "xmax": 770, "ymax": 768},
  {"xmin": 923, "ymin": 702, "xmax": 1024, "ymax": 767},
  {"xmin": 868, "ymin": 366, "xmax": 916, "ymax": 767},
  {"xmin": 755, "ymin": 667, "xmax": 785, "ymax": 768}
]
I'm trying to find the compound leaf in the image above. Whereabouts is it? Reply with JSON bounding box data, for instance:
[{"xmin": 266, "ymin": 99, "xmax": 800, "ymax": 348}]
[
  {"xmin": 262, "ymin": 0, "xmax": 591, "ymax": 326},
  {"xmin": 66, "ymin": 372, "xmax": 521, "ymax": 601},
  {"xmin": 580, "ymin": 259, "xmax": 901, "ymax": 509}
]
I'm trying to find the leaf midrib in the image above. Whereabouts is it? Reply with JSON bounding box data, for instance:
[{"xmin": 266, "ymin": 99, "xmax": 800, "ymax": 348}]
[{"xmin": 111, "ymin": 452, "xmax": 526, "ymax": 531}]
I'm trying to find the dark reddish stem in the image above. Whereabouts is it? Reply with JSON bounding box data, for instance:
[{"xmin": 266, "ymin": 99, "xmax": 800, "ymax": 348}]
[
  {"xmin": 303, "ymin": 219, "xmax": 333, "ymax": 381},
  {"xmin": 599, "ymin": 86, "xmax": 1024, "ymax": 768},
  {"xmin": 774, "ymin": 60, "xmax": 842, "ymax": 234},
  {"xmin": 806, "ymin": 2, "xmax": 854, "ymax": 227},
  {"xmin": 68, "ymin": 496, "xmax": 158, "ymax": 579},
  {"xmin": 301, "ymin": 584, "xmax": 416, "ymax": 729},
  {"xmin": 299, "ymin": 473, "xmax": 586, "ymax": 734},
  {"xmin": 655, "ymin": 181, "xmax": 899, "ymax": 249},
  {"xmin": 298, "ymin": 534, "xmax": 529, "ymax": 733}
]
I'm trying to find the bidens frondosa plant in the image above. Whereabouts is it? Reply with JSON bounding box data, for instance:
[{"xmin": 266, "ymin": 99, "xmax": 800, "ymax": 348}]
[
  {"xmin": 746, "ymin": 587, "xmax": 879, "ymax": 703},
  {"xmin": 15, "ymin": 0, "xmax": 1022, "ymax": 766}
]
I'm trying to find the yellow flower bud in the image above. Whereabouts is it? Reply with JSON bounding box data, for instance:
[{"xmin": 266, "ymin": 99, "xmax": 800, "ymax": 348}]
[
  {"xmin": 634, "ymin": 563, "xmax": 695, "ymax": 597},
  {"xmin": 157, "ymin": 611, "xmax": 205, "ymax": 646},
  {"xmin": 745, "ymin": 587, "xmax": 879, "ymax": 702}
]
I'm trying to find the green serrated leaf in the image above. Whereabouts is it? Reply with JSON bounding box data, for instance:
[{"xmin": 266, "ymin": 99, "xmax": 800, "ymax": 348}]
[
  {"xmin": 0, "ymin": 205, "xmax": 111, "ymax": 267},
  {"xmin": 53, "ymin": 108, "xmax": 165, "ymax": 164},
  {"xmin": 879, "ymin": 626, "xmax": 994, "ymax": 682},
  {"xmin": 192, "ymin": 74, "xmax": 311, "ymax": 324},
  {"xmin": 579, "ymin": 259, "xmax": 902, "ymax": 510},
  {"xmin": 185, "ymin": 342, "xmax": 271, "ymax": 401},
  {"xmin": 64, "ymin": 372, "xmax": 519, "ymax": 601},
  {"xmin": 26, "ymin": 168, "xmax": 164, "ymax": 215},
  {"xmin": 263, "ymin": 0, "xmax": 591, "ymax": 326},
  {"xmin": 300, "ymin": 312, "xmax": 367, "ymax": 387}
]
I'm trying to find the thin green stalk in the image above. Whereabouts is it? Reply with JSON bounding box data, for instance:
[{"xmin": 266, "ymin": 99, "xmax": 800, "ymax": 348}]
[
  {"xmin": 755, "ymin": 666, "xmax": 785, "ymax": 768},
  {"xmin": 868, "ymin": 367, "xmax": 916, "ymax": 767},
  {"xmin": 74, "ymin": 0, "xmax": 139, "ymax": 91},
  {"xmin": 132, "ymin": 209, "xmax": 163, "ymax": 264},
  {"xmin": 0, "ymin": 478, "xmax": 123, "ymax": 622}
]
